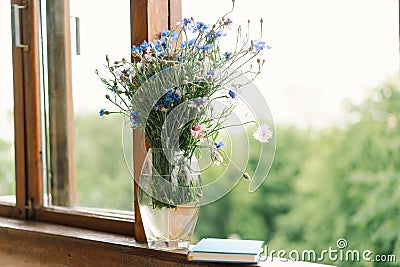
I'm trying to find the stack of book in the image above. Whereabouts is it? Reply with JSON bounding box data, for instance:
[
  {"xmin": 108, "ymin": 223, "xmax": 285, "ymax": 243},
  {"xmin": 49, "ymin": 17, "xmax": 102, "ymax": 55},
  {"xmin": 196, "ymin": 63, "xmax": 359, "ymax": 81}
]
[{"xmin": 187, "ymin": 238, "xmax": 264, "ymax": 264}]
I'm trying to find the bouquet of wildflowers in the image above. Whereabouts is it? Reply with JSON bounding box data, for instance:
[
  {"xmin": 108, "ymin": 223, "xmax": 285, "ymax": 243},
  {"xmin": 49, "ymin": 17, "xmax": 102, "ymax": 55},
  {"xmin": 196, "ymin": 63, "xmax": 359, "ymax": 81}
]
[{"xmin": 97, "ymin": 2, "xmax": 273, "ymax": 207}]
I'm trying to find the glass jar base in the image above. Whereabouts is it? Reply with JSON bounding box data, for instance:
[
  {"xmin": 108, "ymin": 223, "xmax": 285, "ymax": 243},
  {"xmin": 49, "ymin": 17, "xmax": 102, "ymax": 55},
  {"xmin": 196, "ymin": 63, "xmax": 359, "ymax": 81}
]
[{"xmin": 147, "ymin": 240, "xmax": 190, "ymax": 250}]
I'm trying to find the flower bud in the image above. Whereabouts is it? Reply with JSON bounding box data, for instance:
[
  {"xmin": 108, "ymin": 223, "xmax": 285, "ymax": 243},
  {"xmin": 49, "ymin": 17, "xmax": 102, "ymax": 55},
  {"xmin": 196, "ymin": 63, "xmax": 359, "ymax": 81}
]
[
  {"xmin": 106, "ymin": 55, "xmax": 109, "ymax": 62},
  {"xmin": 242, "ymin": 172, "xmax": 251, "ymax": 180},
  {"xmin": 105, "ymin": 94, "xmax": 110, "ymax": 99}
]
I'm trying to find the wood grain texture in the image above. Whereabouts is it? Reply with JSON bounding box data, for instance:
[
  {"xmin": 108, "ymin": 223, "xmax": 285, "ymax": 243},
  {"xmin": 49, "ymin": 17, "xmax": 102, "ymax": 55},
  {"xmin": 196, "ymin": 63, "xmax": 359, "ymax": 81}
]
[
  {"xmin": 0, "ymin": 217, "xmax": 336, "ymax": 266},
  {"xmin": 23, "ymin": 0, "xmax": 43, "ymax": 215},
  {"xmin": 10, "ymin": 0, "xmax": 27, "ymax": 219},
  {"xmin": 35, "ymin": 206, "xmax": 135, "ymax": 236},
  {"xmin": 132, "ymin": 129, "xmax": 146, "ymax": 242},
  {"xmin": 130, "ymin": 0, "xmax": 148, "ymax": 243},
  {"xmin": 169, "ymin": 0, "xmax": 182, "ymax": 29},
  {"xmin": 130, "ymin": 0, "xmax": 178, "ymax": 243},
  {"xmin": 0, "ymin": 218, "xmax": 241, "ymax": 267},
  {"xmin": 0, "ymin": 204, "xmax": 13, "ymax": 218},
  {"xmin": 46, "ymin": 0, "xmax": 76, "ymax": 207}
]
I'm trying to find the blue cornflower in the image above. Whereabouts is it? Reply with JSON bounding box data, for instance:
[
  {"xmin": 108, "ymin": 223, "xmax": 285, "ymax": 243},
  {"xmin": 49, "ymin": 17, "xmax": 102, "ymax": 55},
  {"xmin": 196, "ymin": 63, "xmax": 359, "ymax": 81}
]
[
  {"xmin": 160, "ymin": 38, "xmax": 167, "ymax": 48},
  {"xmin": 153, "ymin": 42, "xmax": 162, "ymax": 53},
  {"xmin": 215, "ymin": 139, "xmax": 225, "ymax": 149},
  {"xmin": 164, "ymin": 89, "xmax": 181, "ymax": 105},
  {"xmin": 224, "ymin": 18, "xmax": 233, "ymax": 26},
  {"xmin": 215, "ymin": 31, "xmax": 225, "ymax": 37},
  {"xmin": 161, "ymin": 30, "xmax": 170, "ymax": 37},
  {"xmin": 253, "ymin": 40, "xmax": 270, "ymax": 52},
  {"xmin": 228, "ymin": 90, "xmax": 236, "ymax": 99},
  {"xmin": 161, "ymin": 30, "xmax": 179, "ymax": 41},
  {"xmin": 211, "ymin": 139, "xmax": 225, "ymax": 165},
  {"xmin": 188, "ymin": 97, "xmax": 209, "ymax": 110},
  {"xmin": 99, "ymin": 108, "xmax": 106, "ymax": 117},
  {"xmin": 194, "ymin": 21, "xmax": 209, "ymax": 33},
  {"xmin": 171, "ymin": 32, "xmax": 179, "ymax": 41},
  {"xmin": 130, "ymin": 110, "xmax": 139, "ymax": 127},
  {"xmin": 223, "ymin": 51, "xmax": 232, "ymax": 59},
  {"xmin": 196, "ymin": 44, "xmax": 213, "ymax": 52},
  {"xmin": 180, "ymin": 38, "xmax": 195, "ymax": 48},
  {"xmin": 152, "ymin": 38, "xmax": 167, "ymax": 54},
  {"xmin": 206, "ymin": 30, "xmax": 225, "ymax": 41},
  {"xmin": 140, "ymin": 40, "xmax": 151, "ymax": 50},
  {"xmin": 179, "ymin": 18, "xmax": 194, "ymax": 30},
  {"xmin": 164, "ymin": 89, "xmax": 174, "ymax": 105},
  {"xmin": 131, "ymin": 45, "xmax": 143, "ymax": 53}
]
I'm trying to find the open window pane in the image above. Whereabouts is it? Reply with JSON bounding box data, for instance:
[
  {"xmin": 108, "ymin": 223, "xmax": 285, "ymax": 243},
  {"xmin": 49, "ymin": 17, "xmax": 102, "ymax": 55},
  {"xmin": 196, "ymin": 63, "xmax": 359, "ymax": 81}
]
[
  {"xmin": 0, "ymin": 1, "xmax": 16, "ymax": 201},
  {"xmin": 40, "ymin": 0, "xmax": 134, "ymax": 211},
  {"xmin": 70, "ymin": 0, "xmax": 133, "ymax": 211}
]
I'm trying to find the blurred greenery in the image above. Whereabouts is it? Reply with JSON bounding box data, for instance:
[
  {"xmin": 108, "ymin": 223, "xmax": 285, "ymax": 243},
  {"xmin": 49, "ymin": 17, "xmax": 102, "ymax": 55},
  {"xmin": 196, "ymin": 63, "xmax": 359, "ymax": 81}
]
[
  {"xmin": 0, "ymin": 75, "xmax": 399, "ymax": 266},
  {"xmin": 193, "ymin": 74, "xmax": 400, "ymax": 267},
  {"xmin": 0, "ymin": 138, "xmax": 15, "ymax": 196},
  {"xmin": 74, "ymin": 114, "xmax": 134, "ymax": 210}
]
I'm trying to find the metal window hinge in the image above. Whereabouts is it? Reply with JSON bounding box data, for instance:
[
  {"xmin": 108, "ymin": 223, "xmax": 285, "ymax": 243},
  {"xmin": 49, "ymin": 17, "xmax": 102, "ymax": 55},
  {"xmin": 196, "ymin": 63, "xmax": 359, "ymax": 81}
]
[{"xmin": 25, "ymin": 198, "xmax": 35, "ymax": 219}]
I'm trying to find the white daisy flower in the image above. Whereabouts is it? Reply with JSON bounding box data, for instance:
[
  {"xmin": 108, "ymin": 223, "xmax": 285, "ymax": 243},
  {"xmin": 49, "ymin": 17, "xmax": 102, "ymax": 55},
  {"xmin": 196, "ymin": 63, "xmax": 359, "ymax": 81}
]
[{"xmin": 253, "ymin": 124, "xmax": 273, "ymax": 143}]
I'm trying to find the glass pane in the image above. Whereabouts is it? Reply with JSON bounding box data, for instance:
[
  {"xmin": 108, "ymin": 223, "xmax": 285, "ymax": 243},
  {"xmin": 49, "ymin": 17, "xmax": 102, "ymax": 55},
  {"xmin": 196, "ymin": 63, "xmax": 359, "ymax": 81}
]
[
  {"xmin": 183, "ymin": 0, "xmax": 400, "ymax": 256},
  {"xmin": 70, "ymin": 0, "xmax": 133, "ymax": 211},
  {"xmin": 0, "ymin": 1, "xmax": 16, "ymax": 200},
  {"xmin": 40, "ymin": 0, "xmax": 133, "ymax": 211}
]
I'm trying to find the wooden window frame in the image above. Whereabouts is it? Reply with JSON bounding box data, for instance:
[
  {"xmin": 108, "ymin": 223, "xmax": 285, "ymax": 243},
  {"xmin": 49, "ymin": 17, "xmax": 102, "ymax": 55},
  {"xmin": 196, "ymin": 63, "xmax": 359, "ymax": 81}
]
[{"xmin": 0, "ymin": 0, "xmax": 182, "ymax": 241}]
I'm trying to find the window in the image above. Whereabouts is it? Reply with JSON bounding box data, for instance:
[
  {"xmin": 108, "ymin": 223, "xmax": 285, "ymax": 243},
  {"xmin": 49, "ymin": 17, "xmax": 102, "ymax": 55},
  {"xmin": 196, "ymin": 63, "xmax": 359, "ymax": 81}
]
[
  {"xmin": 0, "ymin": 0, "xmax": 182, "ymax": 240},
  {"xmin": 0, "ymin": 1, "xmax": 16, "ymax": 205},
  {"xmin": 40, "ymin": 0, "xmax": 134, "ymax": 210},
  {"xmin": 1, "ymin": 2, "xmax": 398, "ymax": 262}
]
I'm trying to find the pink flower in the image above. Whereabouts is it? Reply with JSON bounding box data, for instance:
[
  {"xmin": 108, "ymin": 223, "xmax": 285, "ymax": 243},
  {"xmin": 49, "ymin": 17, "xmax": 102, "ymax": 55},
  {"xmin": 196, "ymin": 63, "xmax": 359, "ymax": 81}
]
[
  {"xmin": 191, "ymin": 124, "xmax": 206, "ymax": 139},
  {"xmin": 253, "ymin": 124, "xmax": 273, "ymax": 143}
]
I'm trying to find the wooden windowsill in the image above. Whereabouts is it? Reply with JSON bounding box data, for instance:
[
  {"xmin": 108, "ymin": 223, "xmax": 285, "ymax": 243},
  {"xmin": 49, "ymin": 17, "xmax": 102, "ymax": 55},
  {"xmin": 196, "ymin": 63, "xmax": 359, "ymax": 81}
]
[
  {"xmin": 0, "ymin": 217, "xmax": 234, "ymax": 267},
  {"xmin": 0, "ymin": 217, "xmax": 336, "ymax": 267}
]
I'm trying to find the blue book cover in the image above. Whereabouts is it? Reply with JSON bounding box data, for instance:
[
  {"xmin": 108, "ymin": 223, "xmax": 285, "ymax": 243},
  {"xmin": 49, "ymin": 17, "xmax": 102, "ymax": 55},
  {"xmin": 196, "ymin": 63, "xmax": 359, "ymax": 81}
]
[{"xmin": 187, "ymin": 238, "xmax": 264, "ymax": 264}]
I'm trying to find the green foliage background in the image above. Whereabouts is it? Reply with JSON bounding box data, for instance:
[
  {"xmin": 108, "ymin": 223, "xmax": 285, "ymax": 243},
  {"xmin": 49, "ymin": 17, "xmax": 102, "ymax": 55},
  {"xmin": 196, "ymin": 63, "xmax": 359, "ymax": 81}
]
[
  {"xmin": 0, "ymin": 75, "xmax": 398, "ymax": 266},
  {"xmin": 0, "ymin": 138, "xmax": 15, "ymax": 196}
]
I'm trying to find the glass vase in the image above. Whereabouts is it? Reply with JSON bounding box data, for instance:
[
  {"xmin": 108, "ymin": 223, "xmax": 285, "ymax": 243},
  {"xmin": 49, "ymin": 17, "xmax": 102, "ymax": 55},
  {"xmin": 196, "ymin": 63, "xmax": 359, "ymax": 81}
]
[{"xmin": 138, "ymin": 148, "xmax": 202, "ymax": 250}]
